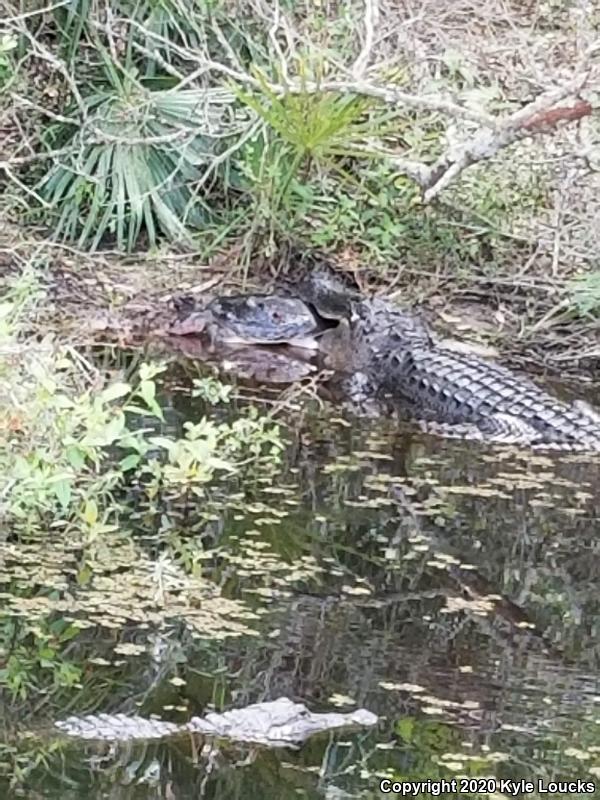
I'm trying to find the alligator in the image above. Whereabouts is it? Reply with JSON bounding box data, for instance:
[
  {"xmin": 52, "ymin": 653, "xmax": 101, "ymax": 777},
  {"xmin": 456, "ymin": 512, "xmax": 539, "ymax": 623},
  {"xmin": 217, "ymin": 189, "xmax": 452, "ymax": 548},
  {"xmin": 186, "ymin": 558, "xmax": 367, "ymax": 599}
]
[
  {"xmin": 321, "ymin": 314, "xmax": 600, "ymax": 449},
  {"xmin": 51, "ymin": 697, "xmax": 378, "ymax": 747},
  {"xmin": 380, "ymin": 345, "xmax": 600, "ymax": 450},
  {"xmin": 167, "ymin": 269, "xmax": 600, "ymax": 451}
]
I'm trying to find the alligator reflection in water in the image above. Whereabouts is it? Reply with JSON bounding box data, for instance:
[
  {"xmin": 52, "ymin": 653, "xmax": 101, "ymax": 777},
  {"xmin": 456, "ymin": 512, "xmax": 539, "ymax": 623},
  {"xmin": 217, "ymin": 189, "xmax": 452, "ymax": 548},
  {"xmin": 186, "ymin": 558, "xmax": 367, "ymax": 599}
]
[
  {"xmin": 53, "ymin": 697, "xmax": 377, "ymax": 744},
  {"xmin": 1, "ymin": 358, "xmax": 599, "ymax": 798}
]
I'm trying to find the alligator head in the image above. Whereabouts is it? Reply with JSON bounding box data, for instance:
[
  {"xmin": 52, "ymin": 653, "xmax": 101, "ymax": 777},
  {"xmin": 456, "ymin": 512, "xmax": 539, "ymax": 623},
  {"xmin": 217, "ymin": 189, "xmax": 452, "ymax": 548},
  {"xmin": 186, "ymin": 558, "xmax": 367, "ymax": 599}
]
[{"xmin": 188, "ymin": 697, "xmax": 378, "ymax": 747}]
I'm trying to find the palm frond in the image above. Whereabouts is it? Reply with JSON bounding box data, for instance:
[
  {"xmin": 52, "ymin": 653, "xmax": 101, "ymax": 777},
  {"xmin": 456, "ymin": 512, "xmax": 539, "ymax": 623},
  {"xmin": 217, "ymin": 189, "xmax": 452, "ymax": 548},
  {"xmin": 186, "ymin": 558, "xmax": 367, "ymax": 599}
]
[{"xmin": 40, "ymin": 84, "xmax": 249, "ymax": 251}]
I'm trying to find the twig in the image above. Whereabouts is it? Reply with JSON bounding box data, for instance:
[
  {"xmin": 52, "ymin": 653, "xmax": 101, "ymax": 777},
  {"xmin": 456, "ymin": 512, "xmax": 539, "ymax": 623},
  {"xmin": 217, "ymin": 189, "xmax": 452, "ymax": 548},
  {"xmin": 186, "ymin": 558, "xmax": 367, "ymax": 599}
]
[
  {"xmin": 182, "ymin": 117, "xmax": 265, "ymax": 226},
  {"xmin": 0, "ymin": 146, "xmax": 74, "ymax": 168},
  {"xmin": 416, "ymin": 75, "xmax": 593, "ymax": 202},
  {"xmin": 88, "ymin": 127, "xmax": 194, "ymax": 147},
  {"xmin": 3, "ymin": 0, "xmax": 69, "ymax": 22},
  {"xmin": 10, "ymin": 94, "xmax": 80, "ymax": 127},
  {"xmin": 2, "ymin": 167, "xmax": 52, "ymax": 207},
  {"xmin": 126, "ymin": 20, "xmax": 496, "ymax": 125},
  {"xmin": 8, "ymin": 21, "xmax": 87, "ymax": 120},
  {"xmin": 267, "ymin": 1, "xmax": 291, "ymax": 85},
  {"xmin": 352, "ymin": 0, "xmax": 380, "ymax": 79},
  {"xmin": 321, "ymin": 79, "xmax": 495, "ymax": 125}
]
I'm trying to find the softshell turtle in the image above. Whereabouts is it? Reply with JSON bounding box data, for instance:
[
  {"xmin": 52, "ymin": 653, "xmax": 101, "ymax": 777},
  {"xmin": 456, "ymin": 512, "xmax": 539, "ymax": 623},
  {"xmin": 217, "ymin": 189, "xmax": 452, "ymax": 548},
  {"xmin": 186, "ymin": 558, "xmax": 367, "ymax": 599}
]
[
  {"xmin": 295, "ymin": 269, "xmax": 360, "ymax": 323},
  {"xmin": 169, "ymin": 294, "xmax": 325, "ymax": 349}
]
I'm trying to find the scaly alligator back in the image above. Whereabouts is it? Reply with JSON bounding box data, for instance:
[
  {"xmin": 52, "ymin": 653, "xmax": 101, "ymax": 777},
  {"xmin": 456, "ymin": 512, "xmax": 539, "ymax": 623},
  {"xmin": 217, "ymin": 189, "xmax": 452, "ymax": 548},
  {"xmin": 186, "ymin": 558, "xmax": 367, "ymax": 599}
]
[{"xmin": 382, "ymin": 345, "xmax": 600, "ymax": 449}]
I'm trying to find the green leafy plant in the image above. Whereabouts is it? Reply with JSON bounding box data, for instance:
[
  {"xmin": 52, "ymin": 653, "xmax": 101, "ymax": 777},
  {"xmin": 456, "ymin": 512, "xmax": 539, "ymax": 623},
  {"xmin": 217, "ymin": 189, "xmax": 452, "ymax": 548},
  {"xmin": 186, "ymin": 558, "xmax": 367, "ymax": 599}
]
[
  {"xmin": 235, "ymin": 74, "xmax": 404, "ymax": 233},
  {"xmin": 239, "ymin": 81, "xmax": 376, "ymax": 161},
  {"xmin": 192, "ymin": 376, "xmax": 233, "ymax": 404},
  {"xmin": 40, "ymin": 57, "xmax": 246, "ymax": 251},
  {"xmin": 53, "ymin": 0, "xmax": 222, "ymax": 64},
  {"xmin": 0, "ymin": 274, "xmax": 283, "ymax": 537},
  {"xmin": 570, "ymin": 271, "xmax": 600, "ymax": 317}
]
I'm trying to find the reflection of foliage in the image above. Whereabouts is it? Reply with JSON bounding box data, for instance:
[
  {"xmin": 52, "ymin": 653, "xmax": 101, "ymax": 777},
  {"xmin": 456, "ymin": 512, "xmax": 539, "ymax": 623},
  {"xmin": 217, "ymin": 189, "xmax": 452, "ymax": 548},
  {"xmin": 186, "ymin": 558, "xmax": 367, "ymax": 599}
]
[
  {"xmin": 0, "ymin": 274, "xmax": 290, "ymax": 788},
  {"xmin": 0, "ymin": 618, "xmax": 82, "ymax": 701},
  {"xmin": 1, "ymin": 290, "xmax": 600, "ymax": 793},
  {"xmin": 379, "ymin": 715, "xmax": 503, "ymax": 790}
]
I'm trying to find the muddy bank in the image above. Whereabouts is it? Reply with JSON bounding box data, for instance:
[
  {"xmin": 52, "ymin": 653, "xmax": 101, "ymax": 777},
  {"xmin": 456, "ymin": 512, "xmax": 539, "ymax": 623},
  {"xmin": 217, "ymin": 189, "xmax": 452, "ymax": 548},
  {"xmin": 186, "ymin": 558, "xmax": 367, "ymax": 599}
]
[{"xmin": 1, "ymin": 221, "xmax": 598, "ymax": 382}]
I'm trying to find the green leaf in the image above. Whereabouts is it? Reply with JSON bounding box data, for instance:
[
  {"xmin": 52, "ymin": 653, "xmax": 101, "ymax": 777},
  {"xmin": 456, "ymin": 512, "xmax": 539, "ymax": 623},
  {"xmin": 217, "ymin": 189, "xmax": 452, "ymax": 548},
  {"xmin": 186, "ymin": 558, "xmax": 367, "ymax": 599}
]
[
  {"xmin": 77, "ymin": 564, "xmax": 92, "ymax": 585},
  {"xmin": 124, "ymin": 403, "xmax": 152, "ymax": 416},
  {"xmin": 66, "ymin": 446, "xmax": 87, "ymax": 470},
  {"xmin": 54, "ymin": 479, "xmax": 72, "ymax": 510},
  {"xmin": 82, "ymin": 499, "xmax": 98, "ymax": 526},
  {"xmin": 119, "ymin": 453, "xmax": 140, "ymax": 471},
  {"xmin": 148, "ymin": 435, "xmax": 175, "ymax": 451},
  {"xmin": 81, "ymin": 413, "xmax": 125, "ymax": 446},
  {"xmin": 101, "ymin": 382, "xmax": 131, "ymax": 403},
  {"xmin": 394, "ymin": 717, "xmax": 415, "ymax": 742},
  {"xmin": 135, "ymin": 378, "xmax": 165, "ymax": 420},
  {"xmin": 138, "ymin": 379, "xmax": 156, "ymax": 405}
]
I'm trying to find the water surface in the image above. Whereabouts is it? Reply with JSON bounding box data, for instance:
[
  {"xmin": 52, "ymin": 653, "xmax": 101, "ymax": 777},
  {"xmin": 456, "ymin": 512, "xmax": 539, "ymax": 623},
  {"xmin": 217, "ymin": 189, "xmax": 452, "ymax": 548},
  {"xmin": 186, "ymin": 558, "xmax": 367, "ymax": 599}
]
[{"xmin": 1, "ymin": 349, "xmax": 599, "ymax": 798}]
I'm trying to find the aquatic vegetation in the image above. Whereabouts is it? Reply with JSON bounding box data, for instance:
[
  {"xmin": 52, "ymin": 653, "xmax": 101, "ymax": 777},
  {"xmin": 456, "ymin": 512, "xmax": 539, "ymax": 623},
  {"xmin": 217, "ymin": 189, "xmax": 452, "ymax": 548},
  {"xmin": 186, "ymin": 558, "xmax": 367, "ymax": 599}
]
[
  {"xmin": 0, "ymin": 275, "xmax": 283, "ymax": 537},
  {"xmin": 0, "ymin": 275, "xmax": 285, "ymax": 722}
]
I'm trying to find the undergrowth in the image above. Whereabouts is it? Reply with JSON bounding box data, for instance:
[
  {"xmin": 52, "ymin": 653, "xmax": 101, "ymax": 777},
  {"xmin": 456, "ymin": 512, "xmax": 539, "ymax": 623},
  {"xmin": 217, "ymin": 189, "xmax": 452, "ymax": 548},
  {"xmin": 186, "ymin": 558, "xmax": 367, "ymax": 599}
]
[
  {"xmin": 1, "ymin": 0, "xmax": 598, "ymax": 323},
  {"xmin": 2, "ymin": 0, "xmax": 547, "ymax": 263}
]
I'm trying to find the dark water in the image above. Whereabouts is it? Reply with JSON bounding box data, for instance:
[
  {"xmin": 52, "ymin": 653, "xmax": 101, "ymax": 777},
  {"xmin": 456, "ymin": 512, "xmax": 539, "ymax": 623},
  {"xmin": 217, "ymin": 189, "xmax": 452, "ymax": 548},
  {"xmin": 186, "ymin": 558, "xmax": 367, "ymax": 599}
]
[{"xmin": 1, "ymin": 349, "xmax": 600, "ymax": 798}]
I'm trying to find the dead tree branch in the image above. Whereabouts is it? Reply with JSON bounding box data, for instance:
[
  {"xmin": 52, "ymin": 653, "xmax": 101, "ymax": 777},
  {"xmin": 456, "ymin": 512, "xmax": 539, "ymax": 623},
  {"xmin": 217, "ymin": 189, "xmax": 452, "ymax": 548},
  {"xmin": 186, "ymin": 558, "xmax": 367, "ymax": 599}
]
[
  {"xmin": 352, "ymin": 0, "xmax": 380, "ymax": 79},
  {"xmin": 411, "ymin": 74, "xmax": 594, "ymax": 202},
  {"xmin": 2, "ymin": 0, "xmax": 597, "ymax": 209}
]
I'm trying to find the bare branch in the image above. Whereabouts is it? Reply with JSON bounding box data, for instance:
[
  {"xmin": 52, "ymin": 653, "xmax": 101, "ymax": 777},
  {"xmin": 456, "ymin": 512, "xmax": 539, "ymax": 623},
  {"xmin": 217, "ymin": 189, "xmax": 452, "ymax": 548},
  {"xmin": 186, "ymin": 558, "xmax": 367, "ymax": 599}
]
[
  {"xmin": 10, "ymin": 94, "xmax": 80, "ymax": 127},
  {"xmin": 3, "ymin": 0, "xmax": 69, "ymax": 22},
  {"xmin": 522, "ymin": 99, "xmax": 592, "ymax": 133},
  {"xmin": 182, "ymin": 118, "xmax": 265, "ymax": 226},
  {"xmin": 126, "ymin": 19, "xmax": 496, "ymax": 125},
  {"xmin": 2, "ymin": 166, "xmax": 51, "ymax": 207},
  {"xmin": 321, "ymin": 79, "xmax": 495, "ymax": 125},
  {"xmin": 5, "ymin": 0, "xmax": 597, "ymax": 218},
  {"xmin": 382, "ymin": 71, "xmax": 594, "ymax": 203},
  {"xmin": 352, "ymin": 0, "xmax": 380, "ymax": 79},
  {"xmin": 8, "ymin": 20, "xmax": 88, "ymax": 120},
  {"xmin": 267, "ymin": 1, "xmax": 291, "ymax": 85},
  {"xmin": 0, "ymin": 147, "xmax": 74, "ymax": 168}
]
